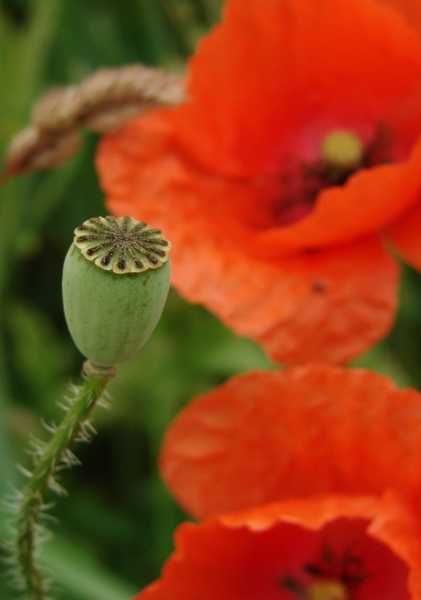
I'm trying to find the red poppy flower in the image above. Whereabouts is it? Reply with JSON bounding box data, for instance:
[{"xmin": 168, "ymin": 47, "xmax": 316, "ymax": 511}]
[
  {"xmin": 97, "ymin": 0, "xmax": 421, "ymax": 364},
  {"xmin": 134, "ymin": 493, "xmax": 421, "ymax": 600},
  {"xmin": 160, "ymin": 366, "xmax": 421, "ymax": 519},
  {"xmin": 135, "ymin": 365, "xmax": 421, "ymax": 600}
]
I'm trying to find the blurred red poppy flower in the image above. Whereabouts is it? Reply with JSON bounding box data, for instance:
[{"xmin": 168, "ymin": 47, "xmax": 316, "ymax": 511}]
[
  {"xmin": 160, "ymin": 366, "xmax": 421, "ymax": 519},
  {"xmin": 97, "ymin": 0, "xmax": 421, "ymax": 364},
  {"xmin": 134, "ymin": 494, "xmax": 420, "ymax": 600},
  {"xmin": 135, "ymin": 366, "xmax": 421, "ymax": 600}
]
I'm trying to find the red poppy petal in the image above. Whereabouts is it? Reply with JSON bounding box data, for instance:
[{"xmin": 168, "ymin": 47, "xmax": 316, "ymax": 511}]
[
  {"xmin": 236, "ymin": 238, "xmax": 399, "ymax": 365},
  {"xmin": 96, "ymin": 110, "xmax": 279, "ymax": 247},
  {"xmin": 167, "ymin": 234, "xmax": 399, "ymax": 366},
  {"xmin": 134, "ymin": 495, "xmax": 417, "ymax": 600},
  {"xmin": 370, "ymin": 492, "xmax": 421, "ymax": 599},
  {"xmin": 174, "ymin": 0, "xmax": 421, "ymax": 178},
  {"xmin": 221, "ymin": 495, "xmax": 379, "ymax": 531},
  {"xmin": 385, "ymin": 200, "xmax": 421, "ymax": 271},
  {"xmin": 97, "ymin": 111, "xmax": 400, "ymax": 365},
  {"xmin": 192, "ymin": 236, "xmax": 400, "ymax": 366},
  {"xmin": 376, "ymin": 0, "xmax": 421, "ymax": 36},
  {"xmin": 259, "ymin": 140, "xmax": 421, "ymax": 250},
  {"xmin": 97, "ymin": 0, "xmax": 421, "ymax": 250},
  {"xmin": 160, "ymin": 366, "xmax": 421, "ymax": 519}
]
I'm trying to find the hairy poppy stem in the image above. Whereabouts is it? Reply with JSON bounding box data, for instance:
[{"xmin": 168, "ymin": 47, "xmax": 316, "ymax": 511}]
[
  {"xmin": 11, "ymin": 215, "xmax": 170, "ymax": 599},
  {"xmin": 15, "ymin": 361, "xmax": 115, "ymax": 600}
]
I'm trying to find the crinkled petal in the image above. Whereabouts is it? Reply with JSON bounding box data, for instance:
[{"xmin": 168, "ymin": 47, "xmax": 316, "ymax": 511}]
[
  {"xmin": 134, "ymin": 494, "xmax": 417, "ymax": 600},
  {"xmin": 385, "ymin": 199, "xmax": 421, "ymax": 271},
  {"xmin": 219, "ymin": 237, "xmax": 399, "ymax": 365},
  {"xmin": 160, "ymin": 366, "xmax": 421, "ymax": 519}
]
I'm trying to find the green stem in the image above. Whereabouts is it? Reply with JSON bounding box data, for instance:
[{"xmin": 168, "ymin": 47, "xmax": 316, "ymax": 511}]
[{"xmin": 15, "ymin": 361, "xmax": 115, "ymax": 600}]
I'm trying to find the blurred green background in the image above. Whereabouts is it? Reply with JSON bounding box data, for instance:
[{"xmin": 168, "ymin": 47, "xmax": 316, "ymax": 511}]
[{"xmin": 0, "ymin": 1, "xmax": 421, "ymax": 599}]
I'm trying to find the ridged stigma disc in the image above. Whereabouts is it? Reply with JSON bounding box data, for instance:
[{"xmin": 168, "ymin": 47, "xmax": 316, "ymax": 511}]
[{"xmin": 62, "ymin": 216, "xmax": 171, "ymax": 367}]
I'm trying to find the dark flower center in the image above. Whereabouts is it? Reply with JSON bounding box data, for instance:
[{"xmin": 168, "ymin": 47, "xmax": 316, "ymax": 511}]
[
  {"xmin": 281, "ymin": 543, "xmax": 369, "ymax": 600},
  {"xmin": 273, "ymin": 124, "xmax": 393, "ymax": 227}
]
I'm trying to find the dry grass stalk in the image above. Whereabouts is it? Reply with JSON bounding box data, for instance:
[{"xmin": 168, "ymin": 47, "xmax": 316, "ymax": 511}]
[{"xmin": 1, "ymin": 64, "xmax": 186, "ymax": 183}]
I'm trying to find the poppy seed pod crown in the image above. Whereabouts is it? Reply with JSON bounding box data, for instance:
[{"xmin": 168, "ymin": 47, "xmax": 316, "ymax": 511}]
[{"xmin": 62, "ymin": 215, "xmax": 171, "ymax": 367}]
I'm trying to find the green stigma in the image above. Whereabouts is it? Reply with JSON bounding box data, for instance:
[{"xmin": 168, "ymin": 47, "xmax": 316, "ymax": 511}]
[
  {"xmin": 321, "ymin": 129, "xmax": 364, "ymax": 172},
  {"xmin": 307, "ymin": 580, "xmax": 348, "ymax": 600}
]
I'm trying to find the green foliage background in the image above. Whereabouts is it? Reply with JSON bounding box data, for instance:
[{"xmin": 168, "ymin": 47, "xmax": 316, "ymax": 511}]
[{"xmin": 0, "ymin": 1, "xmax": 421, "ymax": 599}]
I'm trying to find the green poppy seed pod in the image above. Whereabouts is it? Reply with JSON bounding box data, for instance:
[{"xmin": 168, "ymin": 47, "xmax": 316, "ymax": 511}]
[{"xmin": 62, "ymin": 215, "xmax": 171, "ymax": 367}]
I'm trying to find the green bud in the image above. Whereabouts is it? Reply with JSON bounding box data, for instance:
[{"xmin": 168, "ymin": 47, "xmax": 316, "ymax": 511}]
[{"xmin": 62, "ymin": 216, "xmax": 171, "ymax": 367}]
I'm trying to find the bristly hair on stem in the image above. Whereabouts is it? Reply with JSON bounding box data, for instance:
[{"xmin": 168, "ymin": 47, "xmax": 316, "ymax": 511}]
[{"xmin": 4, "ymin": 361, "xmax": 115, "ymax": 600}]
